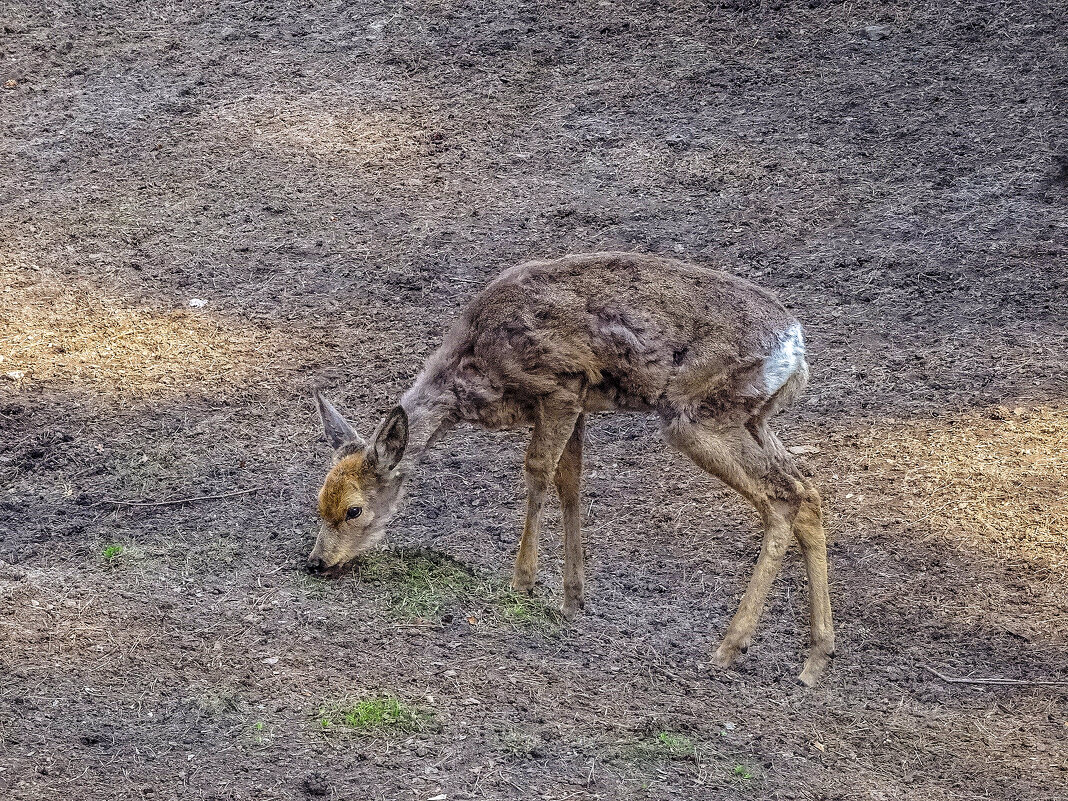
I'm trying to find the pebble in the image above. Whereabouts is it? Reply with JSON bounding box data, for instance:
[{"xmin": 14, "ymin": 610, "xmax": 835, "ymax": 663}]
[{"xmin": 864, "ymin": 25, "xmax": 891, "ymax": 41}]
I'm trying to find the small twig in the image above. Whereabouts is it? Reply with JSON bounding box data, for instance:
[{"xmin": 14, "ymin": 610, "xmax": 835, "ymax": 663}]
[
  {"xmin": 388, "ymin": 623, "xmax": 441, "ymax": 630},
  {"xmin": 92, "ymin": 486, "xmax": 266, "ymax": 508},
  {"xmin": 497, "ymin": 772, "xmax": 523, "ymax": 793},
  {"xmin": 923, "ymin": 665, "xmax": 1068, "ymax": 687}
]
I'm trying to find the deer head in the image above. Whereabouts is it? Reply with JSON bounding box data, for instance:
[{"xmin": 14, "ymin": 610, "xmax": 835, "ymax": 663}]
[{"xmin": 308, "ymin": 392, "xmax": 409, "ymax": 575}]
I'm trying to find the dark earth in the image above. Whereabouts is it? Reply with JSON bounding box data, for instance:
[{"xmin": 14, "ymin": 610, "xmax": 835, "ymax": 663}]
[{"xmin": 1, "ymin": 1, "xmax": 1067, "ymax": 799}]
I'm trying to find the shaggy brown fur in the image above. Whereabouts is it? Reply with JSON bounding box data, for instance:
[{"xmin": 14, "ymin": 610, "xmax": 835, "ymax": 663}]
[{"xmin": 313, "ymin": 252, "xmax": 835, "ymax": 685}]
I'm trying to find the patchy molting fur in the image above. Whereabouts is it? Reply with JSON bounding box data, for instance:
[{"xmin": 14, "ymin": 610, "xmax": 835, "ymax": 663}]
[
  {"xmin": 401, "ymin": 252, "xmax": 807, "ymax": 428},
  {"xmin": 313, "ymin": 252, "xmax": 835, "ymax": 685}
]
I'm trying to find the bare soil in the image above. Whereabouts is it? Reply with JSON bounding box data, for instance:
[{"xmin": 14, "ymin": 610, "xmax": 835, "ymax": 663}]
[{"xmin": 1, "ymin": 1, "xmax": 1067, "ymax": 799}]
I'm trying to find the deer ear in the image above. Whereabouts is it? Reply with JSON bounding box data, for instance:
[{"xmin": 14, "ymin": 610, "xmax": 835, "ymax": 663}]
[
  {"xmin": 315, "ymin": 391, "xmax": 364, "ymax": 451},
  {"xmin": 369, "ymin": 405, "xmax": 408, "ymax": 472}
]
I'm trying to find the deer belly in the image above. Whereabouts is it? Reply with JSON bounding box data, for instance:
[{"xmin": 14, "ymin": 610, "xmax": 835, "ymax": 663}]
[{"xmin": 585, "ymin": 377, "xmax": 657, "ymax": 413}]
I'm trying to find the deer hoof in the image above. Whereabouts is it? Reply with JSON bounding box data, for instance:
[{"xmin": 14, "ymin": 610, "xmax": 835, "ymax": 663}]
[
  {"xmin": 712, "ymin": 645, "xmax": 738, "ymax": 669},
  {"xmin": 510, "ymin": 576, "xmax": 535, "ymax": 596},
  {"xmin": 561, "ymin": 598, "xmax": 585, "ymax": 620},
  {"xmin": 712, "ymin": 637, "xmax": 750, "ymax": 669},
  {"xmin": 510, "ymin": 562, "xmax": 536, "ymax": 595},
  {"xmin": 798, "ymin": 652, "xmax": 832, "ymax": 687}
]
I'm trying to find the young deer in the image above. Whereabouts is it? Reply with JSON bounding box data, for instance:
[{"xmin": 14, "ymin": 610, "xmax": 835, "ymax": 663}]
[{"xmin": 310, "ymin": 252, "xmax": 835, "ymax": 685}]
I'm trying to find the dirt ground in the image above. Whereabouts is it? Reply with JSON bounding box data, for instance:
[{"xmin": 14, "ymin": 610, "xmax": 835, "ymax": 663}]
[{"xmin": 1, "ymin": 0, "xmax": 1067, "ymax": 798}]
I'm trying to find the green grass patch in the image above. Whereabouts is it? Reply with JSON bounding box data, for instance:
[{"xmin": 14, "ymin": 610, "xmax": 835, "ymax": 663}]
[
  {"xmin": 732, "ymin": 764, "xmax": 754, "ymax": 780},
  {"xmin": 100, "ymin": 543, "xmax": 124, "ymax": 564},
  {"xmin": 248, "ymin": 720, "xmax": 272, "ymax": 746},
  {"xmin": 317, "ymin": 695, "xmax": 431, "ymax": 735},
  {"xmin": 655, "ymin": 731, "xmax": 696, "ymax": 759},
  {"xmin": 606, "ymin": 731, "xmax": 764, "ymax": 791},
  {"xmin": 495, "ymin": 588, "xmax": 561, "ymax": 629},
  {"xmin": 636, "ymin": 730, "xmax": 696, "ymax": 761},
  {"xmin": 358, "ymin": 547, "xmax": 481, "ymax": 619},
  {"xmin": 356, "ymin": 547, "xmax": 560, "ymax": 631},
  {"xmin": 609, "ymin": 730, "xmax": 699, "ymax": 765}
]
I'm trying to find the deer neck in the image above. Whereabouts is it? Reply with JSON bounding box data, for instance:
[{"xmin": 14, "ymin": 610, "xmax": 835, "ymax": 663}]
[{"xmin": 398, "ymin": 373, "xmax": 457, "ymax": 463}]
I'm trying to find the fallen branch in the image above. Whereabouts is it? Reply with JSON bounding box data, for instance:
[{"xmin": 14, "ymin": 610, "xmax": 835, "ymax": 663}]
[
  {"xmin": 92, "ymin": 486, "xmax": 267, "ymax": 508},
  {"xmin": 922, "ymin": 665, "xmax": 1068, "ymax": 687}
]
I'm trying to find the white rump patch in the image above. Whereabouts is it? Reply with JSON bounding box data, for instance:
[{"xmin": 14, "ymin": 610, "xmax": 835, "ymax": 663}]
[{"xmin": 761, "ymin": 323, "xmax": 806, "ymax": 396}]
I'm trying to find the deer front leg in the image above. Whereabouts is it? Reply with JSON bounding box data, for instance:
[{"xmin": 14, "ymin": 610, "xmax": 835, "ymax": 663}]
[
  {"xmin": 511, "ymin": 491, "xmax": 543, "ymax": 595},
  {"xmin": 512, "ymin": 406, "xmax": 580, "ymax": 595},
  {"xmin": 554, "ymin": 414, "xmax": 586, "ymax": 618}
]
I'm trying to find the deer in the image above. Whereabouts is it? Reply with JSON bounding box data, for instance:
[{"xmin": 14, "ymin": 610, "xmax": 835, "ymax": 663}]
[{"xmin": 309, "ymin": 252, "xmax": 835, "ymax": 685}]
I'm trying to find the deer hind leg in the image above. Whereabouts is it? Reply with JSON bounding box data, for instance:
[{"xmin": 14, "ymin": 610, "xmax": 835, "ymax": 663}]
[
  {"xmin": 793, "ymin": 483, "xmax": 835, "ymax": 686},
  {"xmin": 512, "ymin": 405, "xmax": 581, "ymax": 596},
  {"xmin": 663, "ymin": 419, "xmax": 803, "ymax": 674},
  {"xmin": 750, "ymin": 420, "xmax": 835, "ymax": 685},
  {"xmin": 554, "ymin": 413, "xmax": 586, "ymax": 618}
]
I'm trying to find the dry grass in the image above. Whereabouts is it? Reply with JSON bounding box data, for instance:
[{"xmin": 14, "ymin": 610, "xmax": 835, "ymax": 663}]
[
  {"xmin": 232, "ymin": 101, "xmax": 431, "ymax": 165},
  {"xmin": 0, "ymin": 260, "xmax": 318, "ymax": 398},
  {"xmin": 0, "ymin": 576, "xmax": 148, "ymax": 669},
  {"xmin": 856, "ymin": 404, "xmax": 1068, "ymax": 574},
  {"xmin": 816, "ymin": 403, "xmax": 1068, "ymax": 643}
]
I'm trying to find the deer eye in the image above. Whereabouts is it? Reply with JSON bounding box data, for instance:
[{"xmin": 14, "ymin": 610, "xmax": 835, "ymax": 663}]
[{"xmin": 345, "ymin": 506, "xmax": 362, "ymax": 521}]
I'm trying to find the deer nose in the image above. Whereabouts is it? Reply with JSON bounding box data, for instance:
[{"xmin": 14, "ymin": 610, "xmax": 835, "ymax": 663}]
[{"xmin": 306, "ymin": 556, "xmax": 325, "ymax": 573}]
